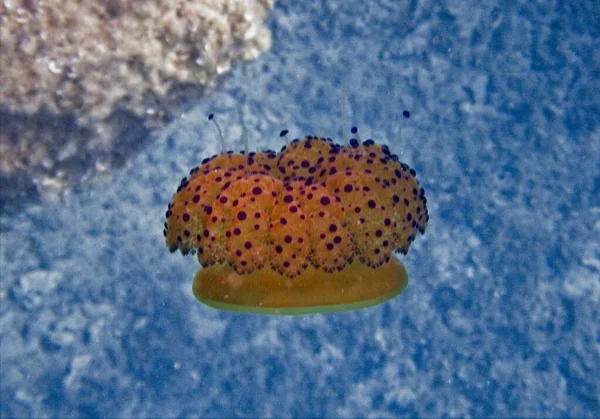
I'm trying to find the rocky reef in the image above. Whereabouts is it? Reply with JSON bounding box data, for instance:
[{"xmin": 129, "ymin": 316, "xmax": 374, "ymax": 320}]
[{"xmin": 0, "ymin": 0, "xmax": 275, "ymax": 207}]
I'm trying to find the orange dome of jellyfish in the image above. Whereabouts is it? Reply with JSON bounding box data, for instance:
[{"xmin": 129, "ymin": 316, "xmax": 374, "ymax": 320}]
[{"xmin": 164, "ymin": 119, "xmax": 428, "ymax": 315}]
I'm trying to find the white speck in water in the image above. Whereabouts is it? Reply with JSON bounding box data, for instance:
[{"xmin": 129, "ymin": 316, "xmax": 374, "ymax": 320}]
[{"xmin": 48, "ymin": 60, "xmax": 62, "ymax": 74}]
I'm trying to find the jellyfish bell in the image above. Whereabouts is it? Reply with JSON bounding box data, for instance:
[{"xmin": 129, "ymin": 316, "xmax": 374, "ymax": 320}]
[
  {"xmin": 192, "ymin": 256, "xmax": 408, "ymax": 315},
  {"xmin": 164, "ymin": 117, "xmax": 428, "ymax": 315}
]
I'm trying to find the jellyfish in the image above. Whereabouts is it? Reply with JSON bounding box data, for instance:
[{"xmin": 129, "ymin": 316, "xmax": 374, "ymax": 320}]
[{"xmin": 164, "ymin": 127, "xmax": 428, "ymax": 315}]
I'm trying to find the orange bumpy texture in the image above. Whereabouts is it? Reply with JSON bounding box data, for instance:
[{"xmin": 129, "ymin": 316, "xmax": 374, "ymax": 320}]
[{"xmin": 164, "ymin": 136, "xmax": 429, "ymax": 278}]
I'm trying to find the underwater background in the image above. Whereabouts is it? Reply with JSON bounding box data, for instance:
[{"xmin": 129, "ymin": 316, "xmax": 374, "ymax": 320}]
[{"xmin": 1, "ymin": 0, "xmax": 599, "ymax": 417}]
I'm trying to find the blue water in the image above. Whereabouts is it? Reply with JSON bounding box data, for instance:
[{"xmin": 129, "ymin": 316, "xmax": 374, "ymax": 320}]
[{"xmin": 1, "ymin": 0, "xmax": 599, "ymax": 417}]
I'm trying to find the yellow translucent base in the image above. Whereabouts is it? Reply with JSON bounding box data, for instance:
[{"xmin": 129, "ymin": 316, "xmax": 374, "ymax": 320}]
[{"xmin": 192, "ymin": 256, "xmax": 409, "ymax": 315}]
